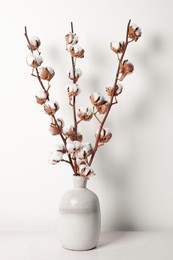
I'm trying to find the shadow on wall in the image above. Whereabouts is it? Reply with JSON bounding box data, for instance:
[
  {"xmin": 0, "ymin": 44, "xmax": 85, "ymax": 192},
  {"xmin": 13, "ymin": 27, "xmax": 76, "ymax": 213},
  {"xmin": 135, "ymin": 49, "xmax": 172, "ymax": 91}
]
[{"xmin": 95, "ymin": 34, "xmax": 170, "ymax": 231}]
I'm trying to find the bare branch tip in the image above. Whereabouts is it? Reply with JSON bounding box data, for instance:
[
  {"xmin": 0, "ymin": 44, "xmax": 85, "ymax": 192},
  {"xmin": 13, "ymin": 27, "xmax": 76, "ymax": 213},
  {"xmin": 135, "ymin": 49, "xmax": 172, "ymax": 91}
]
[{"xmin": 71, "ymin": 22, "xmax": 74, "ymax": 33}]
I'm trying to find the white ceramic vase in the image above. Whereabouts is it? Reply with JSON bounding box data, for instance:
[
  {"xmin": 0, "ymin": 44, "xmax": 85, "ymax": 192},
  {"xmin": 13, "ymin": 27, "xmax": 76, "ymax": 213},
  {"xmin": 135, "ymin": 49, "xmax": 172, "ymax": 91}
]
[{"xmin": 58, "ymin": 176, "xmax": 101, "ymax": 251}]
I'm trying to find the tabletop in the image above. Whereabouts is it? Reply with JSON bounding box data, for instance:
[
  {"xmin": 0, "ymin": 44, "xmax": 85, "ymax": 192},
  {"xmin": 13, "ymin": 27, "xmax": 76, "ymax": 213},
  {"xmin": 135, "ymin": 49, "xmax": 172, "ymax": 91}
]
[{"xmin": 0, "ymin": 231, "xmax": 172, "ymax": 260}]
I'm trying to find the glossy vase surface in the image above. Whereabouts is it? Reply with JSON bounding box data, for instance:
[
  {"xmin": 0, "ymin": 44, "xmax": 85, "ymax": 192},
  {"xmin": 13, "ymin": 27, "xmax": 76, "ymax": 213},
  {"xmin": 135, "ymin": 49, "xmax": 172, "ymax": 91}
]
[{"xmin": 58, "ymin": 176, "xmax": 101, "ymax": 250}]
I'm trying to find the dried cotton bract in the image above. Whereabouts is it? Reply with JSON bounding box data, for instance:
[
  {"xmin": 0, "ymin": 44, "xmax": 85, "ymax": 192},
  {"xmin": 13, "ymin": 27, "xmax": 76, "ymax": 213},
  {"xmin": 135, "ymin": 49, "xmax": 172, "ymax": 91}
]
[
  {"xmin": 119, "ymin": 60, "xmax": 134, "ymax": 81},
  {"xmin": 78, "ymin": 107, "xmax": 93, "ymax": 121},
  {"xmin": 49, "ymin": 118, "xmax": 64, "ymax": 135},
  {"xmin": 63, "ymin": 125, "xmax": 75, "ymax": 138},
  {"xmin": 106, "ymin": 84, "xmax": 123, "ymax": 97},
  {"xmin": 96, "ymin": 101, "xmax": 109, "ymax": 114},
  {"xmin": 64, "ymin": 125, "xmax": 83, "ymax": 141},
  {"xmin": 110, "ymin": 41, "xmax": 126, "ymax": 54},
  {"xmin": 70, "ymin": 132, "xmax": 83, "ymax": 142}
]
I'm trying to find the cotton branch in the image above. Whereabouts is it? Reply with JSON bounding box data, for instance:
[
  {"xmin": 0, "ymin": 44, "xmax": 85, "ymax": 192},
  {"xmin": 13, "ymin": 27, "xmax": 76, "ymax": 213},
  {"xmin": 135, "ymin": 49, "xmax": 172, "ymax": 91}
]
[
  {"xmin": 88, "ymin": 19, "xmax": 132, "ymax": 166},
  {"xmin": 24, "ymin": 26, "xmax": 74, "ymax": 172}
]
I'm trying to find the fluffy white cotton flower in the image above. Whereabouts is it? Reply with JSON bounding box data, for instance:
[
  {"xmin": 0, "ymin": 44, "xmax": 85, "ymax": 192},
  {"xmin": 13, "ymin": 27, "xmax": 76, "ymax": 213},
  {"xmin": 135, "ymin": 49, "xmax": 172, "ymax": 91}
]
[
  {"xmin": 77, "ymin": 143, "xmax": 93, "ymax": 159},
  {"xmin": 26, "ymin": 53, "xmax": 43, "ymax": 68},
  {"xmin": 38, "ymin": 66, "xmax": 55, "ymax": 81},
  {"xmin": 48, "ymin": 151, "xmax": 63, "ymax": 164},
  {"xmin": 65, "ymin": 32, "xmax": 78, "ymax": 45},
  {"xmin": 116, "ymin": 84, "xmax": 123, "ymax": 95},
  {"xmin": 66, "ymin": 140, "xmax": 82, "ymax": 153},
  {"xmin": 52, "ymin": 143, "xmax": 66, "ymax": 154},
  {"xmin": 79, "ymin": 164, "xmax": 95, "ymax": 177},
  {"xmin": 36, "ymin": 90, "xmax": 47, "ymax": 99},
  {"xmin": 90, "ymin": 92, "xmax": 105, "ymax": 106},
  {"xmin": 66, "ymin": 68, "xmax": 82, "ymax": 80},
  {"xmin": 95, "ymin": 127, "xmax": 112, "ymax": 143},
  {"xmin": 66, "ymin": 84, "xmax": 80, "ymax": 97},
  {"xmin": 29, "ymin": 36, "xmax": 41, "ymax": 50}
]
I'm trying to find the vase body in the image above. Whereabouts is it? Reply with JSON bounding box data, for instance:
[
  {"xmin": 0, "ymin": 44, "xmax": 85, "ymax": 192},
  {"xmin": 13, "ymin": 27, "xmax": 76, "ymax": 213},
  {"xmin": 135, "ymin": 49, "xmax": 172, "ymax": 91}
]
[{"xmin": 58, "ymin": 176, "xmax": 101, "ymax": 250}]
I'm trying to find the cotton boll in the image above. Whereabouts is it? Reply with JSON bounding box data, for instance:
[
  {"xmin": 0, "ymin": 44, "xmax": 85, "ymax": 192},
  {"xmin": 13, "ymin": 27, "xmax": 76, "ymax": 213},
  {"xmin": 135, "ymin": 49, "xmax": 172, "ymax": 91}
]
[
  {"xmin": 66, "ymin": 84, "xmax": 80, "ymax": 98},
  {"xmin": 128, "ymin": 23, "xmax": 142, "ymax": 41},
  {"xmin": 68, "ymin": 44, "xmax": 85, "ymax": 58},
  {"xmin": 79, "ymin": 164, "xmax": 95, "ymax": 177},
  {"xmin": 48, "ymin": 151, "xmax": 63, "ymax": 164},
  {"xmin": 110, "ymin": 41, "xmax": 126, "ymax": 54},
  {"xmin": 29, "ymin": 36, "xmax": 41, "ymax": 50},
  {"xmin": 66, "ymin": 68, "xmax": 82, "ymax": 82},
  {"xmin": 44, "ymin": 100, "xmax": 59, "ymax": 115},
  {"xmin": 53, "ymin": 144, "xmax": 66, "ymax": 154},
  {"xmin": 95, "ymin": 127, "xmax": 112, "ymax": 143},
  {"xmin": 26, "ymin": 54, "xmax": 43, "ymax": 68},
  {"xmin": 66, "ymin": 140, "xmax": 82, "ymax": 153},
  {"xmin": 35, "ymin": 90, "xmax": 48, "ymax": 105},
  {"xmin": 90, "ymin": 92, "xmax": 105, "ymax": 106},
  {"xmin": 65, "ymin": 32, "xmax": 78, "ymax": 45},
  {"xmin": 38, "ymin": 66, "xmax": 55, "ymax": 81}
]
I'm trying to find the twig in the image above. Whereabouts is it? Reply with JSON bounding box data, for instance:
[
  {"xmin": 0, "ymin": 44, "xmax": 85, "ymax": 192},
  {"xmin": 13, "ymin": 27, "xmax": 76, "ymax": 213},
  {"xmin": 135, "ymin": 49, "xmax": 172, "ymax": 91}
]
[
  {"xmin": 61, "ymin": 159, "xmax": 71, "ymax": 164},
  {"xmin": 88, "ymin": 19, "xmax": 132, "ymax": 166},
  {"xmin": 77, "ymin": 119, "xmax": 83, "ymax": 125},
  {"xmin": 70, "ymin": 22, "xmax": 78, "ymax": 141},
  {"xmin": 69, "ymin": 21, "xmax": 79, "ymax": 175},
  {"xmin": 94, "ymin": 112, "xmax": 102, "ymax": 124}
]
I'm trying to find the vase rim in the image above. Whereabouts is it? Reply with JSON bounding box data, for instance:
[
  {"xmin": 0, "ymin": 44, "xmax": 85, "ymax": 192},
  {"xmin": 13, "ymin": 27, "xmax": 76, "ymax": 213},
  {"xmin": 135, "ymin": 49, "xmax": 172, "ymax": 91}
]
[{"xmin": 73, "ymin": 175, "xmax": 87, "ymax": 188}]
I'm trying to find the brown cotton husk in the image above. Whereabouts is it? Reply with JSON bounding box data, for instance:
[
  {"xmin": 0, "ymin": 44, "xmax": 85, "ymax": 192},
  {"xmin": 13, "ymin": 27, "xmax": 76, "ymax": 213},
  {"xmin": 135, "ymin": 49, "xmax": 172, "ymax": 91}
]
[
  {"xmin": 29, "ymin": 40, "xmax": 41, "ymax": 51},
  {"xmin": 90, "ymin": 94, "xmax": 105, "ymax": 106},
  {"xmin": 77, "ymin": 109, "xmax": 93, "ymax": 121},
  {"xmin": 70, "ymin": 48, "xmax": 84, "ymax": 58},
  {"xmin": 96, "ymin": 102, "xmax": 109, "ymax": 114},
  {"xmin": 106, "ymin": 86, "xmax": 116, "ymax": 97},
  {"xmin": 110, "ymin": 41, "xmax": 126, "ymax": 54},
  {"xmin": 44, "ymin": 104, "xmax": 58, "ymax": 115},
  {"xmin": 68, "ymin": 73, "xmax": 80, "ymax": 82},
  {"xmin": 35, "ymin": 95, "xmax": 47, "ymax": 105},
  {"xmin": 65, "ymin": 33, "xmax": 78, "ymax": 45},
  {"xmin": 128, "ymin": 26, "xmax": 141, "ymax": 42},
  {"xmin": 49, "ymin": 123, "xmax": 61, "ymax": 135},
  {"xmin": 119, "ymin": 61, "xmax": 134, "ymax": 81},
  {"xmin": 69, "ymin": 132, "xmax": 83, "ymax": 142},
  {"xmin": 39, "ymin": 67, "xmax": 55, "ymax": 81},
  {"xmin": 100, "ymin": 133, "xmax": 112, "ymax": 143}
]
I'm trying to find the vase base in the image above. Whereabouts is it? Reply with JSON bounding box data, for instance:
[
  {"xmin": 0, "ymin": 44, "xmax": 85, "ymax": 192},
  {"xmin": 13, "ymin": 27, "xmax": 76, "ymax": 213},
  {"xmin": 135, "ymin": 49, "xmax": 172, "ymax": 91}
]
[{"xmin": 62, "ymin": 245, "xmax": 97, "ymax": 251}]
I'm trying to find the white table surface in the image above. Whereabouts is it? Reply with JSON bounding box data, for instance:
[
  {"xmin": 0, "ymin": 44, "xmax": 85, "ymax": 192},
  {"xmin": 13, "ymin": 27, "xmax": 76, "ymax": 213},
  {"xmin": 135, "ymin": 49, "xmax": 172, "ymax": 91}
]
[{"xmin": 0, "ymin": 231, "xmax": 172, "ymax": 260}]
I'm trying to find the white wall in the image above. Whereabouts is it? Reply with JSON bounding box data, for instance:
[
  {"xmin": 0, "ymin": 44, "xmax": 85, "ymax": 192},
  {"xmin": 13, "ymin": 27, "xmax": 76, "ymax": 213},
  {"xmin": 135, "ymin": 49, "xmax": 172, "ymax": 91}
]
[{"xmin": 0, "ymin": 0, "xmax": 173, "ymax": 231}]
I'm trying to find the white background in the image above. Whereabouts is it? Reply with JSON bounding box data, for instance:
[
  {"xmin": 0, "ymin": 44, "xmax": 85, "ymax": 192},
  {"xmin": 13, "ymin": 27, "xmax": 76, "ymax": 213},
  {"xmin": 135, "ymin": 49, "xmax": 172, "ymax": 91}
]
[{"xmin": 0, "ymin": 0, "xmax": 173, "ymax": 232}]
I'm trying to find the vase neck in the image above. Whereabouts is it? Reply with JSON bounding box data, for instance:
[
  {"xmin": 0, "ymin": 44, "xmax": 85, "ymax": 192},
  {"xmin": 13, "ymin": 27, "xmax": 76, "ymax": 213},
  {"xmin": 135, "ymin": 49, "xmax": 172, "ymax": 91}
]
[{"xmin": 73, "ymin": 176, "xmax": 87, "ymax": 188}]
